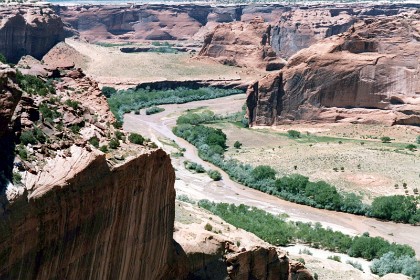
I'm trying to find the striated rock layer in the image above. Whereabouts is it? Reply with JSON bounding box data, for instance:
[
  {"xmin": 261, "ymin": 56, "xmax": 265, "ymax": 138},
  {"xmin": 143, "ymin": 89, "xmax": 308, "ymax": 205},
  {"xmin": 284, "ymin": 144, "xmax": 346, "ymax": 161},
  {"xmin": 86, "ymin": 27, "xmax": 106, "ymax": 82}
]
[
  {"xmin": 0, "ymin": 5, "xmax": 73, "ymax": 63},
  {"xmin": 199, "ymin": 16, "xmax": 286, "ymax": 71},
  {"xmin": 0, "ymin": 62, "xmax": 179, "ymax": 279},
  {"xmin": 0, "ymin": 147, "xmax": 176, "ymax": 280},
  {"xmin": 247, "ymin": 12, "xmax": 420, "ymax": 126}
]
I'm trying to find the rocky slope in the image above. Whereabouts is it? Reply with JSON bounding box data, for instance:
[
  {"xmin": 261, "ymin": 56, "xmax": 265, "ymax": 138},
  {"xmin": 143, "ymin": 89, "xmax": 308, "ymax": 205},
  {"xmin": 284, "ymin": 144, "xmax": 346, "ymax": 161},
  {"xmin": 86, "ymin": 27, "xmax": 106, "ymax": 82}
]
[
  {"xmin": 0, "ymin": 5, "xmax": 73, "ymax": 63},
  {"xmin": 199, "ymin": 16, "xmax": 286, "ymax": 71},
  {"xmin": 0, "ymin": 62, "xmax": 180, "ymax": 279},
  {"xmin": 247, "ymin": 12, "xmax": 420, "ymax": 126}
]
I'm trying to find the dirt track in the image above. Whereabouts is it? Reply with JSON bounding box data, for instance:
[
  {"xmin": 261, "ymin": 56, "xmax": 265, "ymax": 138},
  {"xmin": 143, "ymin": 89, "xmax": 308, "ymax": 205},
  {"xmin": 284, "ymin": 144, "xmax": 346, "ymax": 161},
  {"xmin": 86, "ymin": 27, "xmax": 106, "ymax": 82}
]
[{"xmin": 123, "ymin": 94, "xmax": 420, "ymax": 257}]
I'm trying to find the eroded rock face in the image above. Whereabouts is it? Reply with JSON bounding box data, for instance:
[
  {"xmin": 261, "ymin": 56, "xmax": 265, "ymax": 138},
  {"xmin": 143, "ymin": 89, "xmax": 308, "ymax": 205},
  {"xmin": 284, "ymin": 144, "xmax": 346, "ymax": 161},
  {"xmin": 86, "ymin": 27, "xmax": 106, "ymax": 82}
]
[
  {"xmin": 0, "ymin": 147, "xmax": 177, "ymax": 280},
  {"xmin": 247, "ymin": 13, "xmax": 420, "ymax": 126},
  {"xmin": 226, "ymin": 246, "xmax": 289, "ymax": 280},
  {"xmin": 199, "ymin": 17, "xmax": 286, "ymax": 71},
  {"xmin": 0, "ymin": 62, "xmax": 178, "ymax": 279},
  {"xmin": 0, "ymin": 5, "xmax": 73, "ymax": 63}
]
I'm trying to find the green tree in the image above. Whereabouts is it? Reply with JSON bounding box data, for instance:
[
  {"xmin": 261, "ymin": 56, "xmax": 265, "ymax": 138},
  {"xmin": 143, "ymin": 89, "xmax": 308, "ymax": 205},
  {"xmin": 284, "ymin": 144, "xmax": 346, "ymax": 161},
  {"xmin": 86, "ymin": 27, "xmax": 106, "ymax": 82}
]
[
  {"xmin": 128, "ymin": 133, "xmax": 145, "ymax": 145},
  {"xmin": 287, "ymin": 130, "xmax": 301, "ymax": 138},
  {"xmin": 251, "ymin": 165, "xmax": 276, "ymax": 181},
  {"xmin": 380, "ymin": 136, "xmax": 391, "ymax": 143},
  {"xmin": 234, "ymin": 141, "xmax": 242, "ymax": 149},
  {"xmin": 208, "ymin": 170, "xmax": 222, "ymax": 181}
]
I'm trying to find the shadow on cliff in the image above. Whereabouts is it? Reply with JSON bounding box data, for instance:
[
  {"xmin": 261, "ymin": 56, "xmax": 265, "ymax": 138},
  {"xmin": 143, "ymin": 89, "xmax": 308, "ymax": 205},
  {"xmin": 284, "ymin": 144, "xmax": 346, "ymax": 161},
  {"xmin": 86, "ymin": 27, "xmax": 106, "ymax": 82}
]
[{"xmin": 0, "ymin": 132, "xmax": 15, "ymax": 192}]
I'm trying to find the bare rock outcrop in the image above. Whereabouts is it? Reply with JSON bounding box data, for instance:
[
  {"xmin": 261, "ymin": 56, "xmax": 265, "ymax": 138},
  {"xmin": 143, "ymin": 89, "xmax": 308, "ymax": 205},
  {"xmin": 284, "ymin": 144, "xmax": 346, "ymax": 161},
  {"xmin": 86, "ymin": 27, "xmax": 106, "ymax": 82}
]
[
  {"xmin": 199, "ymin": 17, "xmax": 286, "ymax": 71},
  {"xmin": 0, "ymin": 5, "xmax": 73, "ymax": 63},
  {"xmin": 0, "ymin": 62, "xmax": 180, "ymax": 279},
  {"xmin": 247, "ymin": 13, "xmax": 420, "ymax": 126}
]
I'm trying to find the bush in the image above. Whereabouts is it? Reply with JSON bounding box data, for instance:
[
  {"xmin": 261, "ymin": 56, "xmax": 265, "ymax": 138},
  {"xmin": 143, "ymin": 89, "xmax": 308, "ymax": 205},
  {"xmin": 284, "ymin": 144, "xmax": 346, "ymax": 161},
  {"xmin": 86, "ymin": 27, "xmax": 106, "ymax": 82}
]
[
  {"xmin": 208, "ymin": 170, "xmax": 222, "ymax": 181},
  {"xmin": 416, "ymin": 135, "xmax": 420, "ymax": 144},
  {"xmin": 20, "ymin": 130, "xmax": 37, "ymax": 145},
  {"xmin": 109, "ymin": 138, "xmax": 120, "ymax": 149},
  {"xmin": 115, "ymin": 130, "xmax": 124, "ymax": 140},
  {"xmin": 370, "ymin": 252, "xmax": 420, "ymax": 279},
  {"xmin": 184, "ymin": 160, "xmax": 205, "ymax": 173},
  {"xmin": 406, "ymin": 144, "xmax": 416, "ymax": 151},
  {"xmin": 70, "ymin": 125, "xmax": 81, "ymax": 134},
  {"xmin": 101, "ymin": 86, "xmax": 117, "ymax": 98},
  {"xmin": 327, "ymin": 255, "xmax": 341, "ymax": 262},
  {"xmin": 204, "ymin": 223, "xmax": 213, "ymax": 231},
  {"xmin": 346, "ymin": 260, "xmax": 363, "ymax": 271},
  {"xmin": 251, "ymin": 165, "xmax": 276, "ymax": 181},
  {"xmin": 16, "ymin": 71, "xmax": 55, "ymax": 96},
  {"xmin": 370, "ymin": 195, "xmax": 418, "ymax": 224},
  {"xmin": 145, "ymin": 106, "xmax": 165, "ymax": 115},
  {"xmin": 99, "ymin": 145, "xmax": 108, "ymax": 153},
  {"xmin": 287, "ymin": 130, "xmax": 301, "ymax": 138},
  {"xmin": 128, "ymin": 133, "xmax": 145, "ymax": 145},
  {"xmin": 13, "ymin": 172, "xmax": 22, "ymax": 184},
  {"xmin": 64, "ymin": 99, "xmax": 80, "ymax": 110},
  {"xmin": 380, "ymin": 136, "xmax": 391, "ymax": 143},
  {"xmin": 0, "ymin": 53, "xmax": 6, "ymax": 64},
  {"xmin": 234, "ymin": 141, "xmax": 242, "ymax": 149},
  {"xmin": 17, "ymin": 145, "xmax": 28, "ymax": 160},
  {"xmin": 89, "ymin": 136, "xmax": 100, "ymax": 148},
  {"xmin": 107, "ymin": 86, "xmax": 243, "ymax": 122}
]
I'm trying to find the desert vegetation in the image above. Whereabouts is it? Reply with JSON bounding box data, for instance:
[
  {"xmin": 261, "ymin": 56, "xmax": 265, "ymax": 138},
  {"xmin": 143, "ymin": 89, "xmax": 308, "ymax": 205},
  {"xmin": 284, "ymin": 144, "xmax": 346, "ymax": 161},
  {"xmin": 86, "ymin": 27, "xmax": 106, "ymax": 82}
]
[
  {"xmin": 198, "ymin": 200, "xmax": 418, "ymax": 280},
  {"xmin": 173, "ymin": 111, "xmax": 420, "ymax": 224},
  {"xmin": 105, "ymin": 86, "xmax": 243, "ymax": 122}
]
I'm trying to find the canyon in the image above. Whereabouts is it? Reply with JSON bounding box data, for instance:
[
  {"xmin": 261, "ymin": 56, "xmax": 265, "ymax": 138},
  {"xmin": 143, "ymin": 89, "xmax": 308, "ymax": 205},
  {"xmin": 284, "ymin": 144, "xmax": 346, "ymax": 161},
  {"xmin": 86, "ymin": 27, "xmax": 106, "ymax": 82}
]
[{"xmin": 0, "ymin": 2, "xmax": 419, "ymax": 280}]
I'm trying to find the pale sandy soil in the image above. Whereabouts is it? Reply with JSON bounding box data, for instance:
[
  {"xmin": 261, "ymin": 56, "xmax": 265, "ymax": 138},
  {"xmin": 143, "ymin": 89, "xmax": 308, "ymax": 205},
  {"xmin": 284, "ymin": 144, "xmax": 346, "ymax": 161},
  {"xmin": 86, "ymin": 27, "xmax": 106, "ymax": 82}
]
[
  {"xmin": 65, "ymin": 38, "xmax": 265, "ymax": 87},
  {"xmin": 123, "ymin": 94, "xmax": 420, "ymax": 258},
  {"xmin": 215, "ymin": 122, "xmax": 420, "ymax": 200}
]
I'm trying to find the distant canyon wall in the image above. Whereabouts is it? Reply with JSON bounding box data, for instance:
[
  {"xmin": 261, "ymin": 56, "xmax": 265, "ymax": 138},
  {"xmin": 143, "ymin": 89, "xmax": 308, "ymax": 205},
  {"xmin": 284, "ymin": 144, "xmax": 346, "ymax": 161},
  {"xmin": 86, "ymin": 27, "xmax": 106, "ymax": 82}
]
[
  {"xmin": 55, "ymin": 3, "xmax": 419, "ymax": 58},
  {"xmin": 247, "ymin": 12, "xmax": 420, "ymax": 126},
  {"xmin": 0, "ymin": 5, "xmax": 73, "ymax": 63}
]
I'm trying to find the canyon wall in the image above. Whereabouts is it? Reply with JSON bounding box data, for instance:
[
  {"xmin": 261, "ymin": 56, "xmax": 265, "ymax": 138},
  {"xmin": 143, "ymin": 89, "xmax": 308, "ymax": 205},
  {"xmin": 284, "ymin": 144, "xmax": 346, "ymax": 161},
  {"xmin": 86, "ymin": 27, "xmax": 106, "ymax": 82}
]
[
  {"xmin": 0, "ymin": 5, "xmax": 73, "ymax": 63},
  {"xmin": 54, "ymin": 3, "xmax": 419, "ymax": 59},
  {"xmin": 0, "ymin": 62, "xmax": 181, "ymax": 279},
  {"xmin": 247, "ymin": 12, "xmax": 420, "ymax": 126}
]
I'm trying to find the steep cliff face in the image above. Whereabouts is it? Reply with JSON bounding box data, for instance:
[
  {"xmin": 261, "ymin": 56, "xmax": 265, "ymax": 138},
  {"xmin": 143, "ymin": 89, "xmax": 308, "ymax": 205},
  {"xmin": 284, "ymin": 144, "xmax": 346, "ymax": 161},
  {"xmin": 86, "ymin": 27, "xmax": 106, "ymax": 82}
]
[
  {"xmin": 0, "ymin": 61, "xmax": 180, "ymax": 279},
  {"xmin": 1, "ymin": 147, "xmax": 176, "ymax": 280},
  {"xmin": 247, "ymin": 13, "xmax": 420, "ymax": 126},
  {"xmin": 270, "ymin": 4, "xmax": 417, "ymax": 58},
  {"xmin": 0, "ymin": 5, "xmax": 73, "ymax": 63},
  {"xmin": 199, "ymin": 17, "xmax": 286, "ymax": 71}
]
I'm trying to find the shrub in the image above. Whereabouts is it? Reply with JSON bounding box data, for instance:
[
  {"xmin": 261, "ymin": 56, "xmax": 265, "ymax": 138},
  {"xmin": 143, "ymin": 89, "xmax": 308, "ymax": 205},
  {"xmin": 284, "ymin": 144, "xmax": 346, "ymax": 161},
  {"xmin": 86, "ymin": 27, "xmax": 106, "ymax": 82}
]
[
  {"xmin": 128, "ymin": 133, "xmax": 145, "ymax": 145},
  {"xmin": 17, "ymin": 145, "xmax": 28, "ymax": 160},
  {"xmin": 251, "ymin": 165, "xmax": 276, "ymax": 181},
  {"xmin": 208, "ymin": 170, "xmax": 222, "ymax": 181},
  {"xmin": 287, "ymin": 130, "xmax": 301, "ymax": 138},
  {"xmin": 416, "ymin": 135, "xmax": 420, "ymax": 144},
  {"xmin": 101, "ymin": 86, "xmax": 117, "ymax": 98},
  {"xmin": 0, "ymin": 53, "xmax": 6, "ymax": 64},
  {"xmin": 184, "ymin": 160, "xmax": 205, "ymax": 173},
  {"xmin": 234, "ymin": 141, "xmax": 242, "ymax": 149},
  {"xmin": 177, "ymin": 194, "xmax": 195, "ymax": 204},
  {"xmin": 20, "ymin": 130, "xmax": 37, "ymax": 145},
  {"xmin": 70, "ymin": 125, "xmax": 81, "ymax": 134},
  {"xmin": 16, "ymin": 71, "xmax": 55, "ymax": 96},
  {"xmin": 145, "ymin": 106, "xmax": 165, "ymax": 115},
  {"xmin": 65, "ymin": 99, "xmax": 80, "ymax": 110},
  {"xmin": 327, "ymin": 255, "xmax": 341, "ymax": 262},
  {"xmin": 380, "ymin": 136, "xmax": 391, "ymax": 143},
  {"xmin": 115, "ymin": 130, "xmax": 124, "ymax": 140},
  {"xmin": 89, "ymin": 136, "xmax": 100, "ymax": 148},
  {"xmin": 346, "ymin": 260, "xmax": 363, "ymax": 271},
  {"xmin": 204, "ymin": 223, "xmax": 213, "ymax": 231},
  {"xmin": 299, "ymin": 248, "xmax": 313, "ymax": 255},
  {"xmin": 109, "ymin": 138, "xmax": 120, "ymax": 149},
  {"xmin": 406, "ymin": 144, "xmax": 416, "ymax": 151},
  {"xmin": 99, "ymin": 145, "xmax": 108, "ymax": 153},
  {"xmin": 13, "ymin": 172, "xmax": 22, "ymax": 184},
  {"xmin": 39, "ymin": 103, "xmax": 61, "ymax": 122},
  {"xmin": 370, "ymin": 252, "xmax": 420, "ymax": 279},
  {"xmin": 370, "ymin": 195, "xmax": 418, "ymax": 224}
]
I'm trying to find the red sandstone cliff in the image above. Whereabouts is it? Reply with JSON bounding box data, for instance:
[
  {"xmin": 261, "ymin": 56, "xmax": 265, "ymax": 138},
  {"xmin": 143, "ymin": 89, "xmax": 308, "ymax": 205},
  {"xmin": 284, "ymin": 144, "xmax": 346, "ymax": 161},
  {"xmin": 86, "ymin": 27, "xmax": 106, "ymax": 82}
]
[
  {"xmin": 0, "ymin": 5, "xmax": 73, "ymax": 63},
  {"xmin": 247, "ymin": 12, "xmax": 420, "ymax": 126},
  {"xmin": 199, "ymin": 17, "xmax": 286, "ymax": 71}
]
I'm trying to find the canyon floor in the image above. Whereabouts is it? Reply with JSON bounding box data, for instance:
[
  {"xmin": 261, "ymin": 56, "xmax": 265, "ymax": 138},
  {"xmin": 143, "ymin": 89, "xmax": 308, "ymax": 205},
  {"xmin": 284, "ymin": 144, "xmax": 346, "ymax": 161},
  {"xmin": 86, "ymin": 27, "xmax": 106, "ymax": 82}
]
[{"xmin": 122, "ymin": 94, "xmax": 420, "ymax": 260}]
